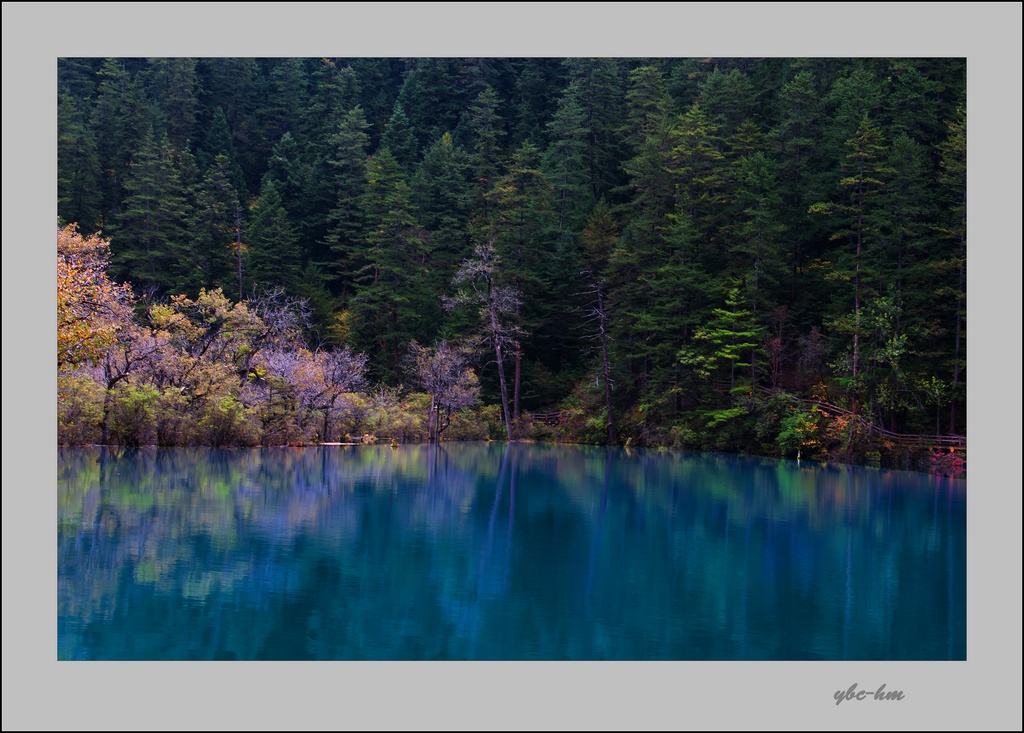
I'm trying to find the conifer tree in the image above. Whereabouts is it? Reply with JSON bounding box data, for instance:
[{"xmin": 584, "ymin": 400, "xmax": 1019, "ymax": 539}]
[
  {"xmin": 91, "ymin": 59, "xmax": 152, "ymax": 226},
  {"xmin": 769, "ymin": 70, "xmax": 824, "ymax": 305},
  {"xmin": 394, "ymin": 58, "xmax": 469, "ymax": 151},
  {"xmin": 321, "ymin": 105, "xmax": 370, "ymax": 291},
  {"xmin": 564, "ymin": 58, "xmax": 627, "ymax": 204},
  {"xmin": 189, "ymin": 155, "xmax": 242, "ymax": 297},
  {"xmin": 195, "ymin": 106, "xmax": 249, "ymax": 197},
  {"xmin": 730, "ymin": 152, "xmax": 786, "ymax": 331},
  {"xmin": 810, "ymin": 115, "xmax": 892, "ymax": 415},
  {"xmin": 351, "ymin": 148, "xmax": 427, "ymax": 381},
  {"xmin": 936, "ymin": 105, "xmax": 966, "ymax": 433},
  {"xmin": 247, "ymin": 178, "xmax": 301, "ymax": 295},
  {"xmin": 264, "ymin": 57, "xmax": 309, "ymax": 142},
  {"xmin": 145, "ymin": 57, "xmax": 199, "ymax": 151},
  {"xmin": 464, "ymin": 85, "xmax": 506, "ymax": 229},
  {"xmin": 411, "ymin": 132, "xmax": 476, "ymax": 307},
  {"xmin": 488, "ymin": 142, "xmax": 554, "ymax": 417},
  {"xmin": 542, "ymin": 82, "xmax": 590, "ymax": 235},
  {"xmin": 58, "ymin": 91, "xmax": 103, "ymax": 232},
  {"xmin": 380, "ymin": 103, "xmax": 419, "ymax": 173},
  {"xmin": 580, "ymin": 201, "xmax": 619, "ymax": 443},
  {"xmin": 111, "ymin": 131, "xmax": 192, "ymax": 292},
  {"xmin": 697, "ymin": 67, "xmax": 758, "ymax": 141}
]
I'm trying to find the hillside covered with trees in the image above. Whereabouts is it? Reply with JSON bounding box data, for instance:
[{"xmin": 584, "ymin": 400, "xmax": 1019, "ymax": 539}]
[{"xmin": 57, "ymin": 57, "xmax": 967, "ymax": 466}]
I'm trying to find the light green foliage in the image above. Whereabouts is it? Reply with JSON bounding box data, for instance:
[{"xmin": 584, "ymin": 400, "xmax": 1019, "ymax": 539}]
[
  {"xmin": 777, "ymin": 406, "xmax": 826, "ymax": 458},
  {"xmin": 107, "ymin": 384, "xmax": 161, "ymax": 447},
  {"xmin": 199, "ymin": 395, "xmax": 255, "ymax": 447},
  {"xmin": 691, "ymin": 284, "xmax": 762, "ymax": 392},
  {"xmin": 58, "ymin": 373, "xmax": 105, "ymax": 445}
]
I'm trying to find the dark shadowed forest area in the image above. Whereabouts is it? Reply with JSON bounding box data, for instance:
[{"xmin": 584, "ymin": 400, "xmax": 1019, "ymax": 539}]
[{"xmin": 57, "ymin": 57, "xmax": 967, "ymax": 469}]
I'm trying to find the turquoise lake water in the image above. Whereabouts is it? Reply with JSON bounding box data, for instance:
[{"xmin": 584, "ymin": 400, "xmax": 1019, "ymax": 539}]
[{"xmin": 57, "ymin": 443, "xmax": 966, "ymax": 660}]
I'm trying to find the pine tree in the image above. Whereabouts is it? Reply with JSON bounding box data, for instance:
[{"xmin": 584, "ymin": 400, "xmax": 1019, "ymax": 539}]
[
  {"xmin": 351, "ymin": 149, "xmax": 427, "ymax": 381},
  {"xmin": 301, "ymin": 59, "xmax": 360, "ymax": 159},
  {"xmin": 730, "ymin": 152, "xmax": 786, "ymax": 332},
  {"xmin": 936, "ymin": 105, "xmax": 966, "ymax": 433},
  {"xmin": 320, "ymin": 105, "xmax": 370, "ymax": 291},
  {"xmin": 768, "ymin": 70, "xmax": 825, "ymax": 306},
  {"xmin": 195, "ymin": 106, "xmax": 249, "ymax": 198},
  {"xmin": 145, "ymin": 57, "xmax": 199, "ymax": 151},
  {"xmin": 57, "ymin": 91, "xmax": 102, "ymax": 232},
  {"xmin": 877, "ymin": 133, "xmax": 931, "ymax": 330},
  {"xmin": 91, "ymin": 59, "xmax": 152, "ymax": 227},
  {"xmin": 464, "ymin": 85, "xmax": 506, "ymax": 229},
  {"xmin": 189, "ymin": 155, "xmax": 243, "ymax": 298},
  {"xmin": 611, "ymin": 203, "xmax": 715, "ymax": 409},
  {"xmin": 883, "ymin": 62, "xmax": 943, "ymax": 143},
  {"xmin": 564, "ymin": 58, "xmax": 627, "ymax": 204},
  {"xmin": 580, "ymin": 201, "xmax": 619, "ymax": 443},
  {"xmin": 247, "ymin": 178, "xmax": 301, "ymax": 295},
  {"xmin": 264, "ymin": 131, "xmax": 305, "ymax": 214},
  {"xmin": 488, "ymin": 141, "xmax": 554, "ymax": 417},
  {"xmin": 198, "ymin": 58, "xmax": 263, "ymax": 192},
  {"xmin": 380, "ymin": 103, "xmax": 419, "ymax": 173},
  {"xmin": 697, "ymin": 67, "xmax": 758, "ymax": 141},
  {"xmin": 542, "ymin": 82, "xmax": 590, "ymax": 235},
  {"xmin": 394, "ymin": 58, "xmax": 469, "ymax": 151},
  {"xmin": 110, "ymin": 130, "xmax": 192, "ymax": 292},
  {"xmin": 693, "ymin": 283, "xmax": 762, "ymax": 397},
  {"xmin": 682, "ymin": 283, "xmax": 763, "ymax": 428},
  {"xmin": 623, "ymin": 66, "xmax": 674, "ymax": 150},
  {"xmin": 669, "ymin": 103, "xmax": 726, "ymax": 235},
  {"xmin": 511, "ymin": 58, "xmax": 566, "ymax": 146},
  {"xmin": 57, "ymin": 58, "xmax": 101, "ymax": 100},
  {"xmin": 822, "ymin": 65, "xmax": 885, "ymax": 170},
  {"xmin": 620, "ymin": 66, "xmax": 677, "ymax": 226},
  {"xmin": 197, "ymin": 58, "xmax": 258, "ymax": 141},
  {"xmin": 347, "ymin": 58, "xmax": 405, "ymax": 146},
  {"xmin": 809, "ymin": 115, "xmax": 892, "ymax": 415},
  {"xmin": 411, "ymin": 132, "xmax": 476, "ymax": 320},
  {"xmin": 264, "ymin": 58, "xmax": 310, "ymax": 142}
]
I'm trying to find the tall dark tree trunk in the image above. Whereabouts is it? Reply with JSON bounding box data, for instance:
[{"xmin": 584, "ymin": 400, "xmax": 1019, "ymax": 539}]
[
  {"xmin": 949, "ymin": 235, "xmax": 964, "ymax": 434},
  {"xmin": 596, "ymin": 283, "xmax": 616, "ymax": 445},
  {"xmin": 514, "ymin": 346, "xmax": 522, "ymax": 421},
  {"xmin": 493, "ymin": 338, "xmax": 513, "ymax": 441},
  {"xmin": 235, "ymin": 203, "xmax": 243, "ymax": 301}
]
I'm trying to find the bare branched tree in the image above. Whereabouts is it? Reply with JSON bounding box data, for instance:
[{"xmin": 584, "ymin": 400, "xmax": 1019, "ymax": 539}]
[
  {"xmin": 447, "ymin": 239, "xmax": 521, "ymax": 440},
  {"xmin": 579, "ymin": 270, "xmax": 616, "ymax": 444},
  {"xmin": 407, "ymin": 340, "xmax": 480, "ymax": 441}
]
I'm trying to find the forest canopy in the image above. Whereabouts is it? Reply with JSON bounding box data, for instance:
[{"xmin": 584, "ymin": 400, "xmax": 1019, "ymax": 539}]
[{"xmin": 56, "ymin": 57, "xmax": 966, "ymax": 462}]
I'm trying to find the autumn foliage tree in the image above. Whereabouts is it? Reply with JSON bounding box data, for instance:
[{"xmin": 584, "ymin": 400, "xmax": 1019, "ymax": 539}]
[
  {"xmin": 407, "ymin": 340, "xmax": 481, "ymax": 441},
  {"xmin": 57, "ymin": 223, "xmax": 135, "ymax": 369}
]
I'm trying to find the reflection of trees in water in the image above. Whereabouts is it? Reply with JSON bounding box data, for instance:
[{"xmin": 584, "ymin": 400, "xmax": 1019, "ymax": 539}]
[{"xmin": 57, "ymin": 445, "xmax": 965, "ymax": 659}]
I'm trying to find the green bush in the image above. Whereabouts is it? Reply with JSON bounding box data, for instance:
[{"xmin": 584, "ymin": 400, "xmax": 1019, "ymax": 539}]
[
  {"xmin": 777, "ymin": 406, "xmax": 826, "ymax": 458},
  {"xmin": 199, "ymin": 395, "xmax": 256, "ymax": 447},
  {"xmin": 107, "ymin": 383, "xmax": 160, "ymax": 447},
  {"xmin": 477, "ymin": 404, "xmax": 504, "ymax": 441},
  {"xmin": 154, "ymin": 387, "xmax": 191, "ymax": 446},
  {"xmin": 57, "ymin": 373, "xmax": 104, "ymax": 445},
  {"xmin": 446, "ymin": 407, "xmax": 491, "ymax": 441}
]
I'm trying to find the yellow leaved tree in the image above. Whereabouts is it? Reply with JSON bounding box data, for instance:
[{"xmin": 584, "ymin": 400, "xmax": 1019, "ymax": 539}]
[{"xmin": 57, "ymin": 223, "xmax": 135, "ymax": 369}]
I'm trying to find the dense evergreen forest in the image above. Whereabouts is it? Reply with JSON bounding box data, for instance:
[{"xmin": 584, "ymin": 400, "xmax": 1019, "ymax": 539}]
[{"xmin": 57, "ymin": 57, "xmax": 966, "ymax": 467}]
